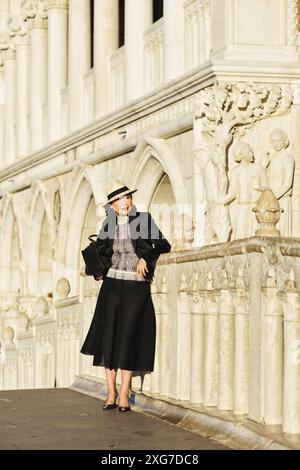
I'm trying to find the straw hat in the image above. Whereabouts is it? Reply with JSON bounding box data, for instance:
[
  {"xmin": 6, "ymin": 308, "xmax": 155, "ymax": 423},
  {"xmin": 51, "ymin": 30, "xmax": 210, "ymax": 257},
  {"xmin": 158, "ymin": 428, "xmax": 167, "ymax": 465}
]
[{"xmin": 104, "ymin": 179, "xmax": 138, "ymax": 205}]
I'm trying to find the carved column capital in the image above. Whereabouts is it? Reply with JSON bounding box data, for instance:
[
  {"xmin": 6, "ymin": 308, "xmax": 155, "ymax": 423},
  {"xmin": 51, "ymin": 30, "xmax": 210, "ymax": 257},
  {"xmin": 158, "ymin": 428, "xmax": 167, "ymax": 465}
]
[
  {"xmin": 24, "ymin": 1, "xmax": 48, "ymax": 30},
  {"xmin": 0, "ymin": 44, "xmax": 16, "ymax": 61},
  {"xmin": 13, "ymin": 20, "xmax": 30, "ymax": 47},
  {"xmin": 45, "ymin": 0, "xmax": 69, "ymax": 10},
  {"xmin": 14, "ymin": 30, "xmax": 30, "ymax": 47},
  {"xmin": 27, "ymin": 15, "xmax": 48, "ymax": 30}
]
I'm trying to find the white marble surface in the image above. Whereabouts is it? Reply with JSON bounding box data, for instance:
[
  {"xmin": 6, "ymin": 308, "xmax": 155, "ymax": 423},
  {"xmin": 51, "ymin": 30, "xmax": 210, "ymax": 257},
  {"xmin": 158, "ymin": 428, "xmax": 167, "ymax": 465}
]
[{"xmin": 0, "ymin": 0, "xmax": 299, "ymax": 439}]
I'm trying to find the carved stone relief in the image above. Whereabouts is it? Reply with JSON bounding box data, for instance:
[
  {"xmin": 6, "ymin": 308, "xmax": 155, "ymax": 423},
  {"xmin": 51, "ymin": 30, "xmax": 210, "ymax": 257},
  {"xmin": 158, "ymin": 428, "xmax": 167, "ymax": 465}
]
[{"xmin": 194, "ymin": 82, "xmax": 294, "ymax": 243}]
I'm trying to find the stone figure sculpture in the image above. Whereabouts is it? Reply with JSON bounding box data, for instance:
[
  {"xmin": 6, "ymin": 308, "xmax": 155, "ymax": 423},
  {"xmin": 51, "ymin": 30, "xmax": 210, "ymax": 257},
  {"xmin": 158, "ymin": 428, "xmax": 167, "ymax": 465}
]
[
  {"xmin": 203, "ymin": 150, "xmax": 231, "ymax": 243},
  {"xmin": 262, "ymin": 129, "xmax": 295, "ymax": 236},
  {"xmin": 218, "ymin": 142, "xmax": 269, "ymax": 240}
]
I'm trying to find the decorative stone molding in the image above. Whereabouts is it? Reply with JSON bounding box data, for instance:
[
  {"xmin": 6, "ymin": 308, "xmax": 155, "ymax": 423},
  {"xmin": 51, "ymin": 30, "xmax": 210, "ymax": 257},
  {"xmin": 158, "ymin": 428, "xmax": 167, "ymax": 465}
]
[
  {"xmin": 184, "ymin": 0, "xmax": 209, "ymax": 21},
  {"xmin": 144, "ymin": 18, "xmax": 163, "ymax": 91},
  {"xmin": 53, "ymin": 190, "xmax": 61, "ymax": 224},
  {"xmin": 287, "ymin": 0, "xmax": 298, "ymax": 46},
  {"xmin": 45, "ymin": 0, "xmax": 69, "ymax": 10},
  {"xmin": 36, "ymin": 328, "xmax": 55, "ymax": 347},
  {"xmin": 57, "ymin": 313, "xmax": 80, "ymax": 340},
  {"xmin": 18, "ymin": 297, "xmax": 38, "ymax": 326},
  {"xmin": 184, "ymin": 0, "xmax": 211, "ymax": 68},
  {"xmin": 19, "ymin": 348, "xmax": 34, "ymax": 365}
]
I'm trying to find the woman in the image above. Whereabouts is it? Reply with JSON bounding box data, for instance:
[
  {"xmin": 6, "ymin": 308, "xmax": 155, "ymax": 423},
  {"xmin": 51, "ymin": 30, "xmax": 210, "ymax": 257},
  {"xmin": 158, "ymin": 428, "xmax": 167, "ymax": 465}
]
[{"xmin": 80, "ymin": 180, "xmax": 171, "ymax": 412}]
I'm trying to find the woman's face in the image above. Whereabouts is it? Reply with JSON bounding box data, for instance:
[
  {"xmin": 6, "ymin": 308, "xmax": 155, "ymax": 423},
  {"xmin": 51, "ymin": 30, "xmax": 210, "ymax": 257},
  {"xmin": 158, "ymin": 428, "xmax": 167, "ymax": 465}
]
[{"xmin": 111, "ymin": 194, "xmax": 133, "ymax": 215}]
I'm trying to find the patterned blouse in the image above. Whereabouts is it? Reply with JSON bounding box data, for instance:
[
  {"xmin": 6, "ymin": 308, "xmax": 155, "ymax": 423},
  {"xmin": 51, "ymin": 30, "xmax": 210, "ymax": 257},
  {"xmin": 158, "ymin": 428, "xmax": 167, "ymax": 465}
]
[{"xmin": 106, "ymin": 214, "xmax": 149, "ymax": 282}]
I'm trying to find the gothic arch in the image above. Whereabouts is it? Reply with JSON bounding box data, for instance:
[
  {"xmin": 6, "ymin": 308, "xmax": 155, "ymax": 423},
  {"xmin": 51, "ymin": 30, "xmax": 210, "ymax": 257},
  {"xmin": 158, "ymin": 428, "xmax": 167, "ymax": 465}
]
[
  {"xmin": 59, "ymin": 166, "xmax": 102, "ymax": 295},
  {"xmin": 0, "ymin": 194, "xmax": 22, "ymax": 292},
  {"xmin": 128, "ymin": 137, "xmax": 192, "ymax": 217},
  {"xmin": 27, "ymin": 182, "xmax": 54, "ymax": 296}
]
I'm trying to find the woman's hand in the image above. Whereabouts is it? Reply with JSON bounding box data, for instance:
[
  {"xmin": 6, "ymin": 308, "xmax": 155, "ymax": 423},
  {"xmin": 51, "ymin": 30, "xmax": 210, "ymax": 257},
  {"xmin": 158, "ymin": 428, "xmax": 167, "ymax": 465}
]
[
  {"xmin": 136, "ymin": 258, "xmax": 149, "ymax": 279},
  {"xmin": 94, "ymin": 275, "xmax": 103, "ymax": 281}
]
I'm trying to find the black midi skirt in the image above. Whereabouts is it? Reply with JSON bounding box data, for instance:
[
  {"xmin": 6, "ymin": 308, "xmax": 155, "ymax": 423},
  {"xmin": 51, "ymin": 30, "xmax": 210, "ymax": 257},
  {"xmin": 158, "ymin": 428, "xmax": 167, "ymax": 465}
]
[{"xmin": 80, "ymin": 276, "xmax": 156, "ymax": 377}]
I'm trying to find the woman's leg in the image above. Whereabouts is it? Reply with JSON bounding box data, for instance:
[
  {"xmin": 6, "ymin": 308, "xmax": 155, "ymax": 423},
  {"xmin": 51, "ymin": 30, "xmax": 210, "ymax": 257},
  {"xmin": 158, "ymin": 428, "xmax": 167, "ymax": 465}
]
[
  {"xmin": 119, "ymin": 369, "xmax": 133, "ymax": 406},
  {"xmin": 104, "ymin": 367, "xmax": 118, "ymax": 403}
]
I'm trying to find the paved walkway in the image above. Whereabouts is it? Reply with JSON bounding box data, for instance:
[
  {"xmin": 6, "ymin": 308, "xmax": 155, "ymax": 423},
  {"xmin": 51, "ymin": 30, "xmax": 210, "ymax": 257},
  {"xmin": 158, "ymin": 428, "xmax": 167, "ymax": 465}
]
[{"xmin": 0, "ymin": 388, "xmax": 229, "ymax": 450}]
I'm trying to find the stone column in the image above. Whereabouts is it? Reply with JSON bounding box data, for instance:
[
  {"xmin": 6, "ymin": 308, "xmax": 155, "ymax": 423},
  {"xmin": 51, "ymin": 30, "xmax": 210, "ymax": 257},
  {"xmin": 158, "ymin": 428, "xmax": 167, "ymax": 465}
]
[
  {"xmin": 262, "ymin": 268, "xmax": 283, "ymax": 425},
  {"xmin": 27, "ymin": 8, "xmax": 48, "ymax": 152},
  {"xmin": 248, "ymin": 252, "xmax": 264, "ymax": 423},
  {"xmin": 282, "ymin": 275, "xmax": 300, "ymax": 434},
  {"xmin": 163, "ymin": 0, "xmax": 185, "ymax": 82},
  {"xmin": 1, "ymin": 45, "xmax": 16, "ymax": 166},
  {"xmin": 68, "ymin": 0, "xmax": 91, "ymax": 131},
  {"xmin": 15, "ymin": 29, "xmax": 30, "ymax": 158},
  {"xmin": 176, "ymin": 272, "xmax": 192, "ymax": 400},
  {"xmin": 159, "ymin": 276, "xmax": 169, "ymax": 397},
  {"xmin": 94, "ymin": 0, "xmax": 118, "ymax": 117},
  {"xmin": 0, "ymin": 59, "xmax": 4, "ymax": 169},
  {"xmin": 46, "ymin": 0, "xmax": 68, "ymax": 142},
  {"xmin": 148, "ymin": 280, "xmax": 160, "ymax": 393},
  {"xmin": 233, "ymin": 268, "xmax": 249, "ymax": 415},
  {"xmin": 204, "ymin": 272, "xmax": 219, "ymax": 406},
  {"xmin": 125, "ymin": 0, "xmax": 152, "ymax": 101},
  {"xmin": 218, "ymin": 271, "xmax": 234, "ymax": 411},
  {"xmin": 190, "ymin": 274, "xmax": 205, "ymax": 404},
  {"xmin": 0, "ymin": 0, "xmax": 9, "ymax": 33}
]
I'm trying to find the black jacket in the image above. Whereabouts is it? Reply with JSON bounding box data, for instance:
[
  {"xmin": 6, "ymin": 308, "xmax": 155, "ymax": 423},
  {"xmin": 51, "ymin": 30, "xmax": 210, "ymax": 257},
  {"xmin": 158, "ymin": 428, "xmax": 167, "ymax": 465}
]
[{"xmin": 95, "ymin": 204, "xmax": 171, "ymax": 282}]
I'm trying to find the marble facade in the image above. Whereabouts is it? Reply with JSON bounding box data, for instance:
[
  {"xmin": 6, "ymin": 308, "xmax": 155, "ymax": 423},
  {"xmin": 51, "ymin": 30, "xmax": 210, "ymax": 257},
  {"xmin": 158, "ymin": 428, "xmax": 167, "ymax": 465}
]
[{"xmin": 0, "ymin": 0, "xmax": 300, "ymax": 439}]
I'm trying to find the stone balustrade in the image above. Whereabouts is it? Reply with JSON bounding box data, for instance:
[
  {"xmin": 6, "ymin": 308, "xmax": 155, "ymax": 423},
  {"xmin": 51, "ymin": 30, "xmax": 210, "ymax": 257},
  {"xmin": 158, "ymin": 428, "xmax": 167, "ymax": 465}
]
[{"xmin": 0, "ymin": 236, "xmax": 300, "ymax": 436}]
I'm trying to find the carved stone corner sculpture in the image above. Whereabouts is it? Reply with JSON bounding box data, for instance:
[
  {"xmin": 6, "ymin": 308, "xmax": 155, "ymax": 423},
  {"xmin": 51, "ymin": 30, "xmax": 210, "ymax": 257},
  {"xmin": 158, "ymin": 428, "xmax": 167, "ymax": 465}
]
[
  {"xmin": 56, "ymin": 277, "xmax": 71, "ymax": 299},
  {"xmin": 252, "ymin": 188, "xmax": 283, "ymax": 237},
  {"xmin": 194, "ymin": 82, "xmax": 294, "ymax": 244}
]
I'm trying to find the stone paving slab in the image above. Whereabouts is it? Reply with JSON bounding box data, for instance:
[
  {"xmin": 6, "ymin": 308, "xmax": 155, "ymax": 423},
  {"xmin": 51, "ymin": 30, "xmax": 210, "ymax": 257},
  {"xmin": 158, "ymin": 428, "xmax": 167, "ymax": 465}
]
[{"xmin": 0, "ymin": 388, "xmax": 229, "ymax": 450}]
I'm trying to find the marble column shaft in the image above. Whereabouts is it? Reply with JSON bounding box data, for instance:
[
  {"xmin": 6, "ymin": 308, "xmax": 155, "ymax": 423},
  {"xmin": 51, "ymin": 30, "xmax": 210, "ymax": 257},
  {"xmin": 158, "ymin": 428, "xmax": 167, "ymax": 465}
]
[
  {"xmin": 47, "ymin": 1, "xmax": 68, "ymax": 142},
  {"xmin": 2, "ymin": 47, "xmax": 16, "ymax": 166},
  {"xmin": 15, "ymin": 33, "xmax": 30, "ymax": 158},
  {"xmin": 94, "ymin": 0, "xmax": 119, "ymax": 117},
  {"xmin": 68, "ymin": 0, "xmax": 91, "ymax": 131},
  {"xmin": 125, "ymin": 0, "xmax": 152, "ymax": 101},
  {"xmin": 163, "ymin": 0, "xmax": 185, "ymax": 82},
  {"xmin": 29, "ymin": 16, "xmax": 48, "ymax": 152}
]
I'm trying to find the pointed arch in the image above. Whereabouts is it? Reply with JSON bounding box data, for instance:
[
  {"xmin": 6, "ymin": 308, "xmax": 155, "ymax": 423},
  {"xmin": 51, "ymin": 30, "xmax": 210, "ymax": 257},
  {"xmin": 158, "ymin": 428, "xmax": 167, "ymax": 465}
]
[
  {"xmin": 0, "ymin": 194, "xmax": 22, "ymax": 292},
  {"xmin": 58, "ymin": 166, "xmax": 103, "ymax": 295},
  {"xmin": 128, "ymin": 137, "xmax": 192, "ymax": 216},
  {"xmin": 27, "ymin": 181, "xmax": 54, "ymax": 296}
]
